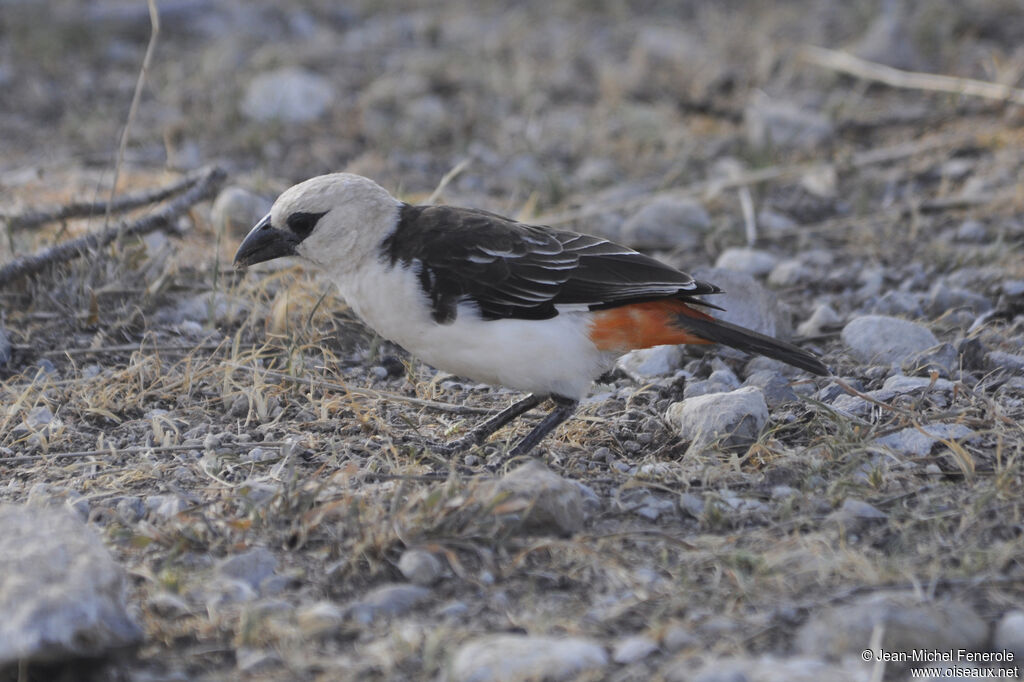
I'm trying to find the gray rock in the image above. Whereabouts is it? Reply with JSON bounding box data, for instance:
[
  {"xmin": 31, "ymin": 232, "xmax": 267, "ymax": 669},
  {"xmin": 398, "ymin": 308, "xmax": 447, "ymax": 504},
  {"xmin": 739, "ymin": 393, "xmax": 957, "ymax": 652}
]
[
  {"xmin": 621, "ymin": 197, "xmax": 710, "ymax": 250},
  {"xmin": 204, "ymin": 578, "xmax": 258, "ymax": 613},
  {"xmin": 616, "ymin": 345, "xmax": 685, "ymax": 381},
  {"xmin": 841, "ymin": 315, "xmax": 939, "ymax": 364},
  {"xmin": 0, "ymin": 324, "xmax": 11, "ymax": 367},
  {"xmin": 612, "ymin": 635, "xmax": 658, "ymax": 663},
  {"xmin": 575, "ymin": 157, "xmax": 618, "ymax": 187},
  {"xmin": 873, "ymin": 423, "xmax": 978, "ymax": 457},
  {"xmin": 475, "ymin": 460, "xmax": 585, "ymax": 535},
  {"xmin": 666, "ymin": 386, "xmax": 769, "ymax": 452},
  {"xmin": 1002, "ymin": 279, "xmax": 1024, "ymax": 298},
  {"xmin": 296, "ymin": 601, "xmax": 345, "ymax": 637},
  {"xmin": 994, "ymin": 610, "xmax": 1024, "ymax": 661},
  {"xmin": 210, "ymin": 187, "xmax": 272, "ymax": 239},
  {"xmin": 146, "ymin": 494, "xmax": 189, "ymax": 519},
  {"xmin": 679, "ymin": 492, "xmax": 705, "ymax": 518},
  {"xmin": 673, "ymin": 655, "xmax": 869, "ymax": 682},
  {"xmin": 715, "ymin": 248, "xmax": 779, "ymax": 277},
  {"xmin": 767, "ymin": 258, "xmax": 813, "ymax": 287},
  {"xmin": 216, "ymin": 547, "xmax": 278, "ymax": 590},
  {"xmin": 927, "ymin": 281, "xmax": 992, "ymax": 317},
  {"xmin": 758, "ymin": 208, "xmax": 798, "ymax": 235},
  {"xmin": 903, "ymin": 342, "xmax": 959, "ymax": 378},
  {"xmin": 449, "ymin": 634, "xmax": 608, "ymax": 682},
  {"xmin": 685, "ymin": 367, "xmax": 741, "ymax": 399},
  {"xmin": 870, "ymin": 290, "xmax": 925, "ymax": 317},
  {"xmin": 348, "ymin": 583, "xmax": 431, "ymax": 624},
  {"xmin": 398, "ymin": 549, "xmax": 444, "ymax": 586},
  {"xmin": 745, "ymin": 91, "xmax": 835, "ymax": 150},
  {"xmin": 744, "ymin": 370, "xmax": 799, "ymax": 408},
  {"xmin": 240, "ymin": 67, "xmax": 335, "ymax": 123},
  {"xmin": 795, "ymin": 592, "xmax": 987, "ymax": 660},
  {"xmin": 115, "ymin": 496, "xmax": 145, "ymax": 523},
  {"xmin": 693, "ymin": 267, "xmax": 791, "ymax": 340},
  {"xmin": 147, "ymin": 592, "xmax": 191, "ymax": 619},
  {"xmin": 662, "ymin": 625, "xmax": 699, "ymax": 652},
  {"xmin": 796, "ymin": 303, "xmax": 841, "ymax": 337},
  {"xmin": 955, "ymin": 220, "xmax": 988, "ymax": 243},
  {"xmin": 0, "ymin": 504, "xmax": 143, "ymax": 665},
  {"xmin": 836, "ymin": 498, "xmax": 887, "ymax": 519},
  {"xmin": 987, "ymin": 351, "xmax": 1024, "ymax": 373},
  {"xmin": 830, "ymin": 374, "xmax": 955, "ymax": 416}
]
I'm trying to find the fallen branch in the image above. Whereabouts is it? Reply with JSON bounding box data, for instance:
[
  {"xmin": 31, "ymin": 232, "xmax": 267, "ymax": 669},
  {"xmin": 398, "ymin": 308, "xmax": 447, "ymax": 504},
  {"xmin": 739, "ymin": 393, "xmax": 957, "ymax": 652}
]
[
  {"xmin": 0, "ymin": 165, "xmax": 226, "ymax": 289},
  {"xmin": 799, "ymin": 44, "xmax": 1024, "ymax": 107},
  {"xmin": 1, "ymin": 167, "xmax": 205, "ymax": 233}
]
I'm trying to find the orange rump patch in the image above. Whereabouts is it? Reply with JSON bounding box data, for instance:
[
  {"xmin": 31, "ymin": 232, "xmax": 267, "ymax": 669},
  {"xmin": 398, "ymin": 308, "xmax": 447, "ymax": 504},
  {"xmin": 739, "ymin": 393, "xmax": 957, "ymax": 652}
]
[{"xmin": 589, "ymin": 300, "xmax": 713, "ymax": 352}]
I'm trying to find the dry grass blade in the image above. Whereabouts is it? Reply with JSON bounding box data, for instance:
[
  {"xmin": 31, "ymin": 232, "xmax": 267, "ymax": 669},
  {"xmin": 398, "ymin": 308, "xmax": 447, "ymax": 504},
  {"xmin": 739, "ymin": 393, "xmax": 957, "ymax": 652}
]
[
  {"xmin": 800, "ymin": 44, "xmax": 1024, "ymax": 107},
  {"xmin": 226, "ymin": 363, "xmax": 494, "ymax": 415},
  {"xmin": 0, "ymin": 166, "xmax": 226, "ymax": 288}
]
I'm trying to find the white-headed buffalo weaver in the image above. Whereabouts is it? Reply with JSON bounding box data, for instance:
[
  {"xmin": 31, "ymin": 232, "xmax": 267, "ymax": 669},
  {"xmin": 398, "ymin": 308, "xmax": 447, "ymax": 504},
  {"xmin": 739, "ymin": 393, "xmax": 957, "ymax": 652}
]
[{"xmin": 234, "ymin": 173, "xmax": 829, "ymax": 457}]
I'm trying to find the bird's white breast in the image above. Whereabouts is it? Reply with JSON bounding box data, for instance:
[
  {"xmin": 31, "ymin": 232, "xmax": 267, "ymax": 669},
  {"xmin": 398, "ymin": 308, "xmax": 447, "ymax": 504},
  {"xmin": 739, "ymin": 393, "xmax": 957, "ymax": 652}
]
[{"xmin": 334, "ymin": 261, "xmax": 616, "ymax": 399}]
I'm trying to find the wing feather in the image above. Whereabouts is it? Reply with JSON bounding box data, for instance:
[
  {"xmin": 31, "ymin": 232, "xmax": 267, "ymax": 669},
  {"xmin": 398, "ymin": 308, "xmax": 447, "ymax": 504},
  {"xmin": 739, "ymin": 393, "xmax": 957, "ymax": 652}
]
[{"xmin": 380, "ymin": 204, "xmax": 719, "ymax": 323}]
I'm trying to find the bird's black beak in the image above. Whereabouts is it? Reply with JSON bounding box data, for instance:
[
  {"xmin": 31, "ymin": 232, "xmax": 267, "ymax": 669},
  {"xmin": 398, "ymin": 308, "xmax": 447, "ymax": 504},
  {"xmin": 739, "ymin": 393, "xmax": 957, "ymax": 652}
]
[{"xmin": 233, "ymin": 213, "xmax": 299, "ymax": 268}]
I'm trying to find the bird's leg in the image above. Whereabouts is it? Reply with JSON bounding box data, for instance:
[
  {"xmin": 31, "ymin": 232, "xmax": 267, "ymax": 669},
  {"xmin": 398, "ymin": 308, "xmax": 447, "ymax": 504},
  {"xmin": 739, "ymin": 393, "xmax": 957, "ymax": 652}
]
[
  {"xmin": 435, "ymin": 393, "xmax": 543, "ymax": 455},
  {"xmin": 506, "ymin": 395, "xmax": 579, "ymax": 459}
]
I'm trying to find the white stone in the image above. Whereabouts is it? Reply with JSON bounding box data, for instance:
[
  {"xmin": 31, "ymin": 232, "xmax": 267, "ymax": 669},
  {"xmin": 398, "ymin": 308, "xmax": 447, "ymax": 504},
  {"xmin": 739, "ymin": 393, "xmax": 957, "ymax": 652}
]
[
  {"xmin": 241, "ymin": 68, "xmax": 335, "ymax": 123},
  {"xmin": 450, "ymin": 634, "xmax": 608, "ymax": 682},
  {"xmin": 666, "ymin": 386, "xmax": 769, "ymax": 452}
]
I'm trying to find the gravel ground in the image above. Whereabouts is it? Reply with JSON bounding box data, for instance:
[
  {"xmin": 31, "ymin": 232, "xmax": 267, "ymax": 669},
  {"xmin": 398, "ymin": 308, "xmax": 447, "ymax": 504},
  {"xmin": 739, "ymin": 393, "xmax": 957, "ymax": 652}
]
[{"xmin": 2, "ymin": 1, "xmax": 1024, "ymax": 680}]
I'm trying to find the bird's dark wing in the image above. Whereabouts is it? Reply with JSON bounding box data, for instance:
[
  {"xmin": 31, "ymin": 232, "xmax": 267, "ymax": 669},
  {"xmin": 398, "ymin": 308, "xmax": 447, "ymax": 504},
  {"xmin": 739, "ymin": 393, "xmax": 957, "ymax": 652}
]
[{"xmin": 380, "ymin": 204, "xmax": 719, "ymax": 323}]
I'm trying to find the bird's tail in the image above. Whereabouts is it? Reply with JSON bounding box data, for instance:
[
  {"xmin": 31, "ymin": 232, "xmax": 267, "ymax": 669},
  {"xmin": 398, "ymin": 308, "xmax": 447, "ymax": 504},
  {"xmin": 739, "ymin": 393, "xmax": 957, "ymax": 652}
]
[{"xmin": 672, "ymin": 310, "xmax": 830, "ymax": 376}]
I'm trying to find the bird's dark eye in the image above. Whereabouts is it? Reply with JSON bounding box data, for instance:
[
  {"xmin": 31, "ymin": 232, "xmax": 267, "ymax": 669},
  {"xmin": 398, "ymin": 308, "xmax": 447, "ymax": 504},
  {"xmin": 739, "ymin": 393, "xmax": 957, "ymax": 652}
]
[{"xmin": 286, "ymin": 211, "xmax": 327, "ymax": 239}]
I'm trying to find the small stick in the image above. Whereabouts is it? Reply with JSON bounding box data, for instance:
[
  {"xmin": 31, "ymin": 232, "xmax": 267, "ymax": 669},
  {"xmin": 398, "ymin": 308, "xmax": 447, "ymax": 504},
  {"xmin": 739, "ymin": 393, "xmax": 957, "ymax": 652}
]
[
  {"xmin": 109, "ymin": 0, "xmax": 160, "ymax": 239},
  {"xmin": 799, "ymin": 44, "xmax": 1024, "ymax": 107},
  {"xmin": 0, "ymin": 166, "xmax": 226, "ymax": 288}
]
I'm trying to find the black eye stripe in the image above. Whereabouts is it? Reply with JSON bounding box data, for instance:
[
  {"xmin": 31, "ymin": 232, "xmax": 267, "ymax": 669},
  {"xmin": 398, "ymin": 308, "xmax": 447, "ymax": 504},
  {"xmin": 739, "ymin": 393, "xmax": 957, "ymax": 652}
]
[{"xmin": 286, "ymin": 211, "xmax": 328, "ymax": 239}]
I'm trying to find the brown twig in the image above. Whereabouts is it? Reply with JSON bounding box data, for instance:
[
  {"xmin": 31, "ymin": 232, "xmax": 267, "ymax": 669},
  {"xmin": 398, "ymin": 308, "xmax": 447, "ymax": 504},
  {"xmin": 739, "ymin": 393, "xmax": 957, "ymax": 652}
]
[
  {"xmin": 1, "ymin": 171, "xmax": 201, "ymax": 232},
  {"xmin": 0, "ymin": 166, "xmax": 226, "ymax": 289},
  {"xmin": 799, "ymin": 44, "xmax": 1024, "ymax": 107},
  {"xmin": 110, "ymin": 0, "xmax": 160, "ymax": 241}
]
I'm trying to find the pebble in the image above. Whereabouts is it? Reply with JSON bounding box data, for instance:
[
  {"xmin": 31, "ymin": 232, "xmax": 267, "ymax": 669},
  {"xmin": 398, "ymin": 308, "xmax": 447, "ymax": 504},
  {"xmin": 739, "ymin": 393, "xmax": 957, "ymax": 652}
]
[
  {"xmin": 666, "ymin": 386, "xmax": 769, "ymax": 452},
  {"xmin": 841, "ymin": 315, "xmax": 939, "ymax": 364},
  {"xmin": 210, "ymin": 186, "xmax": 271, "ymax": 238},
  {"xmin": 679, "ymin": 492, "xmax": 705, "ymax": 518},
  {"xmin": 987, "ymin": 350, "xmax": 1024, "ymax": 373},
  {"xmin": 115, "ymin": 496, "xmax": 146, "ymax": 523},
  {"xmin": 0, "ymin": 325, "xmax": 11, "ymax": 367},
  {"xmin": 873, "ymin": 423, "xmax": 978, "ymax": 457},
  {"xmin": 612, "ymin": 635, "xmax": 659, "ymax": 663},
  {"xmin": 758, "ymin": 208, "xmax": 798, "ymax": 234},
  {"xmin": 616, "ymin": 345, "xmax": 685, "ymax": 381},
  {"xmin": 796, "ymin": 303, "xmax": 841, "ymax": 337},
  {"xmin": 684, "ymin": 367, "xmax": 741, "ymax": 399},
  {"xmin": 903, "ymin": 342, "xmax": 959, "ymax": 378},
  {"xmin": 348, "ymin": 584, "xmax": 431, "ymax": 624},
  {"xmin": 994, "ymin": 610, "xmax": 1024, "ymax": 661},
  {"xmin": 745, "ymin": 91, "xmax": 835, "ymax": 150},
  {"xmin": 714, "ymin": 248, "xmax": 779, "ymax": 277},
  {"xmin": 398, "ymin": 549, "xmax": 444, "ymax": 586},
  {"xmin": 449, "ymin": 634, "xmax": 608, "ymax": 682},
  {"xmin": 241, "ymin": 67, "xmax": 335, "ymax": 123},
  {"xmin": 835, "ymin": 498, "xmax": 887, "ymax": 519},
  {"xmin": 795, "ymin": 591, "xmax": 987, "ymax": 660},
  {"xmin": 620, "ymin": 197, "xmax": 710, "ymax": 250},
  {"xmin": 475, "ymin": 460, "xmax": 585, "ymax": 536},
  {"xmin": 0, "ymin": 504, "xmax": 143, "ymax": 666},
  {"xmin": 692, "ymin": 267, "xmax": 790, "ymax": 339},
  {"xmin": 830, "ymin": 374, "xmax": 955, "ymax": 416},
  {"xmin": 147, "ymin": 592, "xmax": 191, "ymax": 619},
  {"xmin": 768, "ymin": 258, "xmax": 814, "ymax": 287},
  {"xmin": 743, "ymin": 370, "xmax": 799, "ymax": 408},
  {"xmin": 296, "ymin": 601, "xmax": 346, "ymax": 637},
  {"xmin": 662, "ymin": 624, "xmax": 699, "ymax": 652},
  {"xmin": 216, "ymin": 547, "xmax": 278, "ymax": 590}
]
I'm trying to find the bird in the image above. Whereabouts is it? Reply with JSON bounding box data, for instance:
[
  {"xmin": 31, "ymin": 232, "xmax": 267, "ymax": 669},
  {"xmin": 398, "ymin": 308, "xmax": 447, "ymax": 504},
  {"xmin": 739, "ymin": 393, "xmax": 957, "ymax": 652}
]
[{"xmin": 234, "ymin": 173, "xmax": 829, "ymax": 458}]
